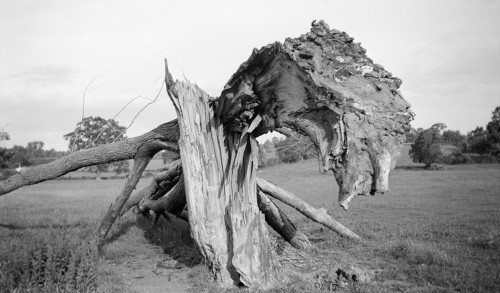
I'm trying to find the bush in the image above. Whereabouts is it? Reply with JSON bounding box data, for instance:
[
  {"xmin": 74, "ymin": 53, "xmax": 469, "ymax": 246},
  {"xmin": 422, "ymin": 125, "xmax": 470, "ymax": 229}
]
[
  {"xmin": 469, "ymin": 155, "xmax": 500, "ymax": 164},
  {"xmin": 441, "ymin": 151, "xmax": 473, "ymax": 165}
]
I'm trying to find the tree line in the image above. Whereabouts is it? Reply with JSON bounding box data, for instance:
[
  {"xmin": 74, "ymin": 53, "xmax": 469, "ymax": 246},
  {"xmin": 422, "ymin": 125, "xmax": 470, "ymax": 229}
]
[{"xmin": 408, "ymin": 106, "xmax": 500, "ymax": 168}]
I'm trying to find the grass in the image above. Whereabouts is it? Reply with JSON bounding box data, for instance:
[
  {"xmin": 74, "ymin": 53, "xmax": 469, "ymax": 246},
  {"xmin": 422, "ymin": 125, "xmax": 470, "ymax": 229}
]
[{"xmin": 1, "ymin": 161, "xmax": 500, "ymax": 292}]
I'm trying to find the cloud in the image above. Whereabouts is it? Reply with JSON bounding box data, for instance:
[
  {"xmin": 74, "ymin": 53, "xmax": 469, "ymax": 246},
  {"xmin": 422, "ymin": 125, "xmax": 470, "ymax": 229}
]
[{"xmin": 7, "ymin": 65, "xmax": 79, "ymax": 87}]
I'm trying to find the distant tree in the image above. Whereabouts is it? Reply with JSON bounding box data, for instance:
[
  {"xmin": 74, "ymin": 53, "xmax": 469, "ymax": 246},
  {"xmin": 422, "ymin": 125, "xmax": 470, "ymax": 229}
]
[
  {"xmin": 64, "ymin": 116, "xmax": 129, "ymax": 179},
  {"xmin": 442, "ymin": 130, "xmax": 466, "ymax": 148},
  {"xmin": 430, "ymin": 123, "xmax": 447, "ymax": 134},
  {"xmin": 486, "ymin": 106, "xmax": 500, "ymax": 157},
  {"xmin": 275, "ymin": 134, "xmax": 316, "ymax": 164},
  {"xmin": 405, "ymin": 127, "xmax": 419, "ymax": 143},
  {"xmin": 0, "ymin": 147, "xmax": 13, "ymax": 169},
  {"xmin": 26, "ymin": 141, "xmax": 45, "ymax": 162},
  {"xmin": 467, "ymin": 126, "xmax": 490, "ymax": 156},
  {"xmin": 8, "ymin": 145, "xmax": 31, "ymax": 168},
  {"xmin": 409, "ymin": 126, "xmax": 443, "ymax": 168},
  {"xmin": 257, "ymin": 139, "xmax": 278, "ymax": 168},
  {"xmin": 261, "ymin": 139, "xmax": 275, "ymax": 153}
]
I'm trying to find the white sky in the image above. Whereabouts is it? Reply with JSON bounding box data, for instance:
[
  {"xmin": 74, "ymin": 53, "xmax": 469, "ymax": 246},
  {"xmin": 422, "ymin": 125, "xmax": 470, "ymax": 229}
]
[{"xmin": 1, "ymin": 0, "xmax": 499, "ymax": 150}]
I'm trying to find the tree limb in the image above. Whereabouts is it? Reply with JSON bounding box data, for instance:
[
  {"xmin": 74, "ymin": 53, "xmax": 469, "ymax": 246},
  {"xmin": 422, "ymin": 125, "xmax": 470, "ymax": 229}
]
[
  {"xmin": 0, "ymin": 120, "xmax": 180, "ymax": 196},
  {"xmin": 257, "ymin": 178, "xmax": 361, "ymax": 241},
  {"xmin": 97, "ymin": 140, "xmax": 170, "ymax": 248},
  {"xmin": 257, "ymin": 190, "xmax": 311, "ymax": 250}
]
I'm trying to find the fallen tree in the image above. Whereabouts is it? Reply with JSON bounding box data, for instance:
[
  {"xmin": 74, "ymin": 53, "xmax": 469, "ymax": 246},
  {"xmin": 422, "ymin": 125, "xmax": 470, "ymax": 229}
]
[{"xmin": 0, "ymin": 20, "xmax": 413, "ymax": 289}]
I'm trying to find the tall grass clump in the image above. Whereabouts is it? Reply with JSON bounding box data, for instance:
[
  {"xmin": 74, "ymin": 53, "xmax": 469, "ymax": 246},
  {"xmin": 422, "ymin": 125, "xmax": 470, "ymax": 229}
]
[
  {"xmin": 0, "ymin": 229, "xmax": 98, "ymax": 293},
  {"xmin": 388, "ymin": 239, "xmax": 453, "ymax": 266}
]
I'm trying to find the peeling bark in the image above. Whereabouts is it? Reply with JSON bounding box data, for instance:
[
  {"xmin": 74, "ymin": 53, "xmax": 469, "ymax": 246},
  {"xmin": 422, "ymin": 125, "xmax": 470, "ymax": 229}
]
[{"xmin": 168, "ymin": 76, "xmax": 281, "ymax": 289}]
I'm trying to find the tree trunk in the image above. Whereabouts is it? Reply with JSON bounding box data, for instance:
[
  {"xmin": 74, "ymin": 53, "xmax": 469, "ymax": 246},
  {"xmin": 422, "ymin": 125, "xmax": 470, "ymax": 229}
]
[{"xmin": 168, "ymin": 80, "xmax": 280, "ymax": 289}]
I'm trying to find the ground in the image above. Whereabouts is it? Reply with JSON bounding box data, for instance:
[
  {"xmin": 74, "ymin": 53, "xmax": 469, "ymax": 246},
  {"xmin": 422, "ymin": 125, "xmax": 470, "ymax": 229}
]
[{"xmin": 1, "ymin": 156, "xmax": 499, "ymax": 292}]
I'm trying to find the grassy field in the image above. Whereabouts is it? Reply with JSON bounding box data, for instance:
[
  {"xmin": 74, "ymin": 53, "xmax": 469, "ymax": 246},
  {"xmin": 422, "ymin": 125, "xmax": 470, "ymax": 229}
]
[{"xmin": 1, "ymin": 160, "xmax": 499, "ymax": 292}]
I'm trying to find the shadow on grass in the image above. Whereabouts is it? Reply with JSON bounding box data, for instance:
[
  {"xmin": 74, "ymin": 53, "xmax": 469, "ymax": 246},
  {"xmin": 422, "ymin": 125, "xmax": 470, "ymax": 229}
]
[
  {"xmin": 0, "ymin": 222, "xmax": 90, "ymax": 230},
  {"xmin": 394, "ymin": 165, "xmax": 426, "ymax": 171},
  {"xmin": 137, "ymin": 214, "xmax": 202, "ymax": 268}
]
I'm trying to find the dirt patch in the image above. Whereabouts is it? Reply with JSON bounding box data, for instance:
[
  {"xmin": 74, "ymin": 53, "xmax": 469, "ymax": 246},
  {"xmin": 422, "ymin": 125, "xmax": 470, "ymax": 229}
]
[{"xmin": 100, "ymin": 255, "xmax": 194, "ymax": 293}]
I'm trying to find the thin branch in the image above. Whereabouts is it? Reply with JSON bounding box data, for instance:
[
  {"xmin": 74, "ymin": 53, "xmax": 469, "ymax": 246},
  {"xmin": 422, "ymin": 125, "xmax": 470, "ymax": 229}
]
[
  {"xmin": 87, "ymin": 95, "xmax": 144, "ymax": 147},
  {"xmin": 113, "ymin": 79, "xmax": 166, "ymax": 143},
  {"xmin": 82, "ymin": 75, "xmax": 102, "ymax": 119}
]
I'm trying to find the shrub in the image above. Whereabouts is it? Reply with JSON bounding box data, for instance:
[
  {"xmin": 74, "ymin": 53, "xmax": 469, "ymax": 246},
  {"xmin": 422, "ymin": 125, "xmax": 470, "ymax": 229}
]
[{"xmin": 441, "ymin": 151, "xmax": 473, "ymax": 165}]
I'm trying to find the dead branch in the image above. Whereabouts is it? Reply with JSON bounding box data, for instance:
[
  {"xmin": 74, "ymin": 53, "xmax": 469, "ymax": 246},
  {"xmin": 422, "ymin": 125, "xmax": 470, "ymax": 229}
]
[
  {"xmin": 257, "ymin": 178, "xmax": 361, "ymax": 241},
  {"xmin": 82, "ymin": 75, "xmax": 102, "ymax": 119},
  {"xmin": 257, "ymin": 190, "xmax": 311, "ymax": 250},
  {"xmin": 97, "ymin": 143, "xmax": 158, "ymax": 248}
]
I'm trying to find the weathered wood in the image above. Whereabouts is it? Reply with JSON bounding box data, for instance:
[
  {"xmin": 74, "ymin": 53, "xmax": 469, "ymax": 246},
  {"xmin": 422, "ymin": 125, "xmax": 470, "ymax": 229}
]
[
  {"xmin": 167, "ymin": 69, "xmax": 280, "ymax": 289},
  {"xmin": 224, "ymin": 20, "xmax": 413, "ymax": 210},
  {"xmin": 0, "ymin": 121, "xmax": 180, "ymax": 196},
  {"xmin": 138, "ymin": 175, "xmax": 186, "ymax": 219},
  {"xmin": 257, "ymin": 178, "xmax": 361, "ymax": 241},
  {"xmin": 257, "ymin": 190, "xmax": 311, "ymax": 250}
]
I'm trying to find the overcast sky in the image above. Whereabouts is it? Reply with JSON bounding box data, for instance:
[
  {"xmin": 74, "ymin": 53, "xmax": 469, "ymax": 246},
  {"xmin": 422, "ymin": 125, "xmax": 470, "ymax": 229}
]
[{"xmin": 1, "ymin": 0, "xmax": 499, "ymax": 151}]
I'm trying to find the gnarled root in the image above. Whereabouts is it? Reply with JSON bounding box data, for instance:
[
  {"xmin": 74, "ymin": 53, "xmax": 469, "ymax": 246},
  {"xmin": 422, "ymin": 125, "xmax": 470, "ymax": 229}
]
[
  {"xmin": 138, "ymin": 175, "xmax": 186, "ymax": 223},
  {"xmin": 119, "ymin": 159, "xmax": 182, "ymax": 216}
]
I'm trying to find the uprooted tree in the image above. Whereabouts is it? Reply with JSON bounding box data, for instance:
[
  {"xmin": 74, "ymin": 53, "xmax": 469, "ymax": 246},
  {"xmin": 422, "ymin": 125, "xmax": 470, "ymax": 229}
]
[{"xmin": 0, "ymin": 21, "xmax": 413, "ymax": 289}]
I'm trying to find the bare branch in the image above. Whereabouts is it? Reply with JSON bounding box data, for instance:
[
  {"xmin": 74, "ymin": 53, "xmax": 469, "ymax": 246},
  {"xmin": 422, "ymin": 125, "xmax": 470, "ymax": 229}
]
[
  {"xmin": 82, "ymin": 75, "xmax": 102, "ymax": 119},
  {"xmin": 257, "ymin": 190, "xmax": 311, "ymax": 250},
  {"xmin": 257, "ymin": 178, "xmax": 361, "ymax": 241}
]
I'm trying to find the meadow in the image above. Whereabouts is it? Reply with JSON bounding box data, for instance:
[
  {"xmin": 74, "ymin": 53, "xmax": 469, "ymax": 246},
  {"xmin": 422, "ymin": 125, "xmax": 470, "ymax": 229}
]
[{"xmin": 0, "ymin": 159, "xmax": 499, "ymax": 292}]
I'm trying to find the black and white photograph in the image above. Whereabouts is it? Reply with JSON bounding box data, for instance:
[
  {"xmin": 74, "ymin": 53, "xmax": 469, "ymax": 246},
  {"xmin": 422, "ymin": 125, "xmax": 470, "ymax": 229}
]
[{"xmin": 1, "ymin": 0, "xmax": 499, "ymax": 292}]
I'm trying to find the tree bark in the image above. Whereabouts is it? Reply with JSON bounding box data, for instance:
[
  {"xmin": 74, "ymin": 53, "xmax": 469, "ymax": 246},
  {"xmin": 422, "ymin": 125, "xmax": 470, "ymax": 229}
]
[
  {"xmin": 0, "ymin": 121, "xmax": 180, "ymax": 196},
  {"xmin": 97, "ymin": 141, "xmax": 169, "ymax": 248},
  {"xmin": 257, "ymin": 178, "xmax": 361, "ymax": 241},
  {"xmin": 257, "ymin": 190, "xmax": 311, "ymax": 250},
  {"xmin": 168, "ymin": 77, "xmax": 280, "ymax": 289}
]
